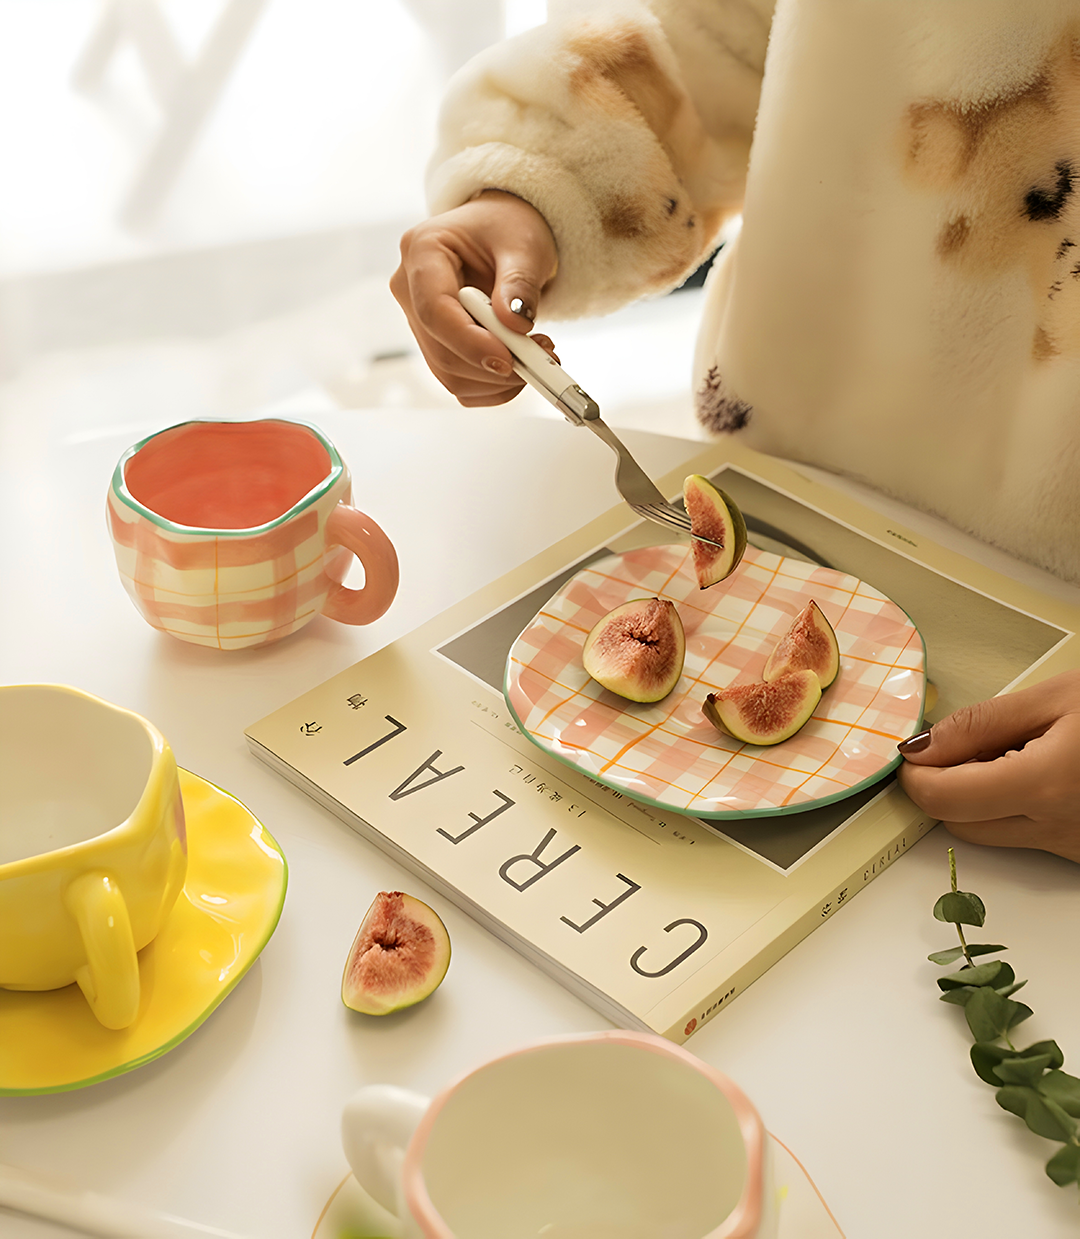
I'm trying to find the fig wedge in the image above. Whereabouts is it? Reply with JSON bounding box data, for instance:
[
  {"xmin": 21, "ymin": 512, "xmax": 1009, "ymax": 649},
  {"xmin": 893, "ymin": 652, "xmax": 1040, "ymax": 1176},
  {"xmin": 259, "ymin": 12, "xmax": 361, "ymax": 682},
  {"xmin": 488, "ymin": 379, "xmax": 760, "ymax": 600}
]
[
  {"xmin": 702, "ymin": 669, "xmax": 822, "ymax": 746},
  {"xmin": 582, "ymin": 597, "xmax": 685, "ymax": 703},
  {"xmin": 763, "ymin": 600, "xmax": 840, "ymax": 689},
  {"xmin": 342, "ymin": 891, "xmax": 451, "ymax": 1015},
  {"xmin": 683, "ymin": 474, "xmax": 748, "ymax": 589}
]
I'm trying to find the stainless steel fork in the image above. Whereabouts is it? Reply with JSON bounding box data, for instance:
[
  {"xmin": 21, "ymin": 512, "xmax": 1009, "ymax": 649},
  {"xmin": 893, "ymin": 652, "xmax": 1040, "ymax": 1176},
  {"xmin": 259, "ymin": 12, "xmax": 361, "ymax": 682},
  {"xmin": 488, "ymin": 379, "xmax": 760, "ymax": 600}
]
[{"xmin": 458, "ymin": 287, "xmax": 721, "ymax": 547}]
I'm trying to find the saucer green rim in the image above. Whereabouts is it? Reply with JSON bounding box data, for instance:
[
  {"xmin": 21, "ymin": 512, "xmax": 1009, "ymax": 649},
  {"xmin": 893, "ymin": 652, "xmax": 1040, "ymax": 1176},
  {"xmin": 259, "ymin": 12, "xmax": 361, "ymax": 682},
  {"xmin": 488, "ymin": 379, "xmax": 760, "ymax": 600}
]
[
  {"xmin": 0, "ymin": 770, "xmax": 288, "ymax": 1096},
  {"xmin": 110, "ymin": 417, "xmax": 344, "ymax": 537}
]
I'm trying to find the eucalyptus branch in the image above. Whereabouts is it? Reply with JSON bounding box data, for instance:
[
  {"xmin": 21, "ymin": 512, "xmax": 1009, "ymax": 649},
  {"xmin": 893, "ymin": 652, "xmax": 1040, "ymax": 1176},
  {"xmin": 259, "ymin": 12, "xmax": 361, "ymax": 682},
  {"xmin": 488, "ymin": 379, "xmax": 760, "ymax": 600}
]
[{"xmin": 930, "ymin": 849, "xmax": 1080, "ymax": 1192}]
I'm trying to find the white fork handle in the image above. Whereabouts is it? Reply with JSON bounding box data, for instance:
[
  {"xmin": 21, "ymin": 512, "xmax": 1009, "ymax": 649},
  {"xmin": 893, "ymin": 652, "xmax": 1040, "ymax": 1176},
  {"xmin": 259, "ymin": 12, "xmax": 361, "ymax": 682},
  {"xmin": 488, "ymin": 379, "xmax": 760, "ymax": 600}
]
[
  {"xmin": 0, "ymin": 1162, "xmax": 250, "ymax": 1239},
  {"xmin": 458, "ymin": 287, "xmax": 580, "ymax": 413}
]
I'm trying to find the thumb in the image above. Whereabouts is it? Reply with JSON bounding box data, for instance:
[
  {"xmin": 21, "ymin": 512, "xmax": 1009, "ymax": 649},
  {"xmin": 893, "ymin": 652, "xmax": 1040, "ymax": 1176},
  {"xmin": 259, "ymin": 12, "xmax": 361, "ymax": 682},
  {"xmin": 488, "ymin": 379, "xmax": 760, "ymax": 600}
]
[
  {"xmin": 898, "ymin": 688, "xmax": 1058, "ymax": 768},
  {"xmin": 490, "ymin": 257, "xmax": 546, "ymax": 333}
]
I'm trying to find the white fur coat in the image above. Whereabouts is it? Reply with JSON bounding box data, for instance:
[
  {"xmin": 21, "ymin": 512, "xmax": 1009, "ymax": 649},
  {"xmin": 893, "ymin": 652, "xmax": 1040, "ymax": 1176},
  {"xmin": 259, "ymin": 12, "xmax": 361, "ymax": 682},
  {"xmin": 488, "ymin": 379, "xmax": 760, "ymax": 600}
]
[{"xmin": 428, "ymin": 0, "xmax": 1080, "ymax": 583}]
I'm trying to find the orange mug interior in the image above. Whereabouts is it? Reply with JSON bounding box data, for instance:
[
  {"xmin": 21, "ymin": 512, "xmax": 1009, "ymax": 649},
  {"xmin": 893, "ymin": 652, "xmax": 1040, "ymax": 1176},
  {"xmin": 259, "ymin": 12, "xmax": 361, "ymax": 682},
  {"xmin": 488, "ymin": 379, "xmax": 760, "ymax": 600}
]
[{"xmin": 124, "ymin": 421, "xmax": 333, "ymax": 529}]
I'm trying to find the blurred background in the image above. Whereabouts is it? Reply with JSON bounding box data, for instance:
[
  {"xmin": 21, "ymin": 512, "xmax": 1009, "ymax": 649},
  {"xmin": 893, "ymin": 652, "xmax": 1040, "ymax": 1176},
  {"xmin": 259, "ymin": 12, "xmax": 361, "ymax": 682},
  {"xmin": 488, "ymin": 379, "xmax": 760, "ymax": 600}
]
[{"xmin": 0, "ymin": 0, "xmax": 713, "ymax": 451}]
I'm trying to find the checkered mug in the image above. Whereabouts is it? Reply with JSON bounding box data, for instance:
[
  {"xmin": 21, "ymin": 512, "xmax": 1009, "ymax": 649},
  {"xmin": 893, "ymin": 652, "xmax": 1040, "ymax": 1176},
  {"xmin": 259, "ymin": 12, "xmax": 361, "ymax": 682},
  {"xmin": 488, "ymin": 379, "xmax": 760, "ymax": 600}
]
[{"xmin": 107, "ymin": 418, "xmax": 399, "ymax": 649}]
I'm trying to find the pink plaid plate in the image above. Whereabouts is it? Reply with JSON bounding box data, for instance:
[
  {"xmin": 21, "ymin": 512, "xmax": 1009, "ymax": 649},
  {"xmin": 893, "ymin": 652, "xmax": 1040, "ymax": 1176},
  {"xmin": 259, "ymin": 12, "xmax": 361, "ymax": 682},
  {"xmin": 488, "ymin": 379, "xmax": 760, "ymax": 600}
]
[{"xmin": 504, "ymin": 544, "xmax": 926, "ymax": 818}]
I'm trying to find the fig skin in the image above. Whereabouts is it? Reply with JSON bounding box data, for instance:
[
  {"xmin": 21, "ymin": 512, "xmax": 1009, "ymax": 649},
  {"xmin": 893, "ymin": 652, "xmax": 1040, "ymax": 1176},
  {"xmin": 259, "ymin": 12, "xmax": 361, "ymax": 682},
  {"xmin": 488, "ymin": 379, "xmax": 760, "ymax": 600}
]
[
  {"xmin": 683, "ymin": 474, "xmax": 748, "ymax": 589},
  {"xmin": 341, "ymin": 891, "xmax": 451, "ymax": 1016},
  {"xmin": 582, "ymin": 597, "xmax": 685, "ymax": 703},
  {"xmin": 702, "ymin": 669, "xmax": 822, "ymax": 746},
  {"xmin": 762, "ymin": 600, "xmax": 840, "ymax": 689}
]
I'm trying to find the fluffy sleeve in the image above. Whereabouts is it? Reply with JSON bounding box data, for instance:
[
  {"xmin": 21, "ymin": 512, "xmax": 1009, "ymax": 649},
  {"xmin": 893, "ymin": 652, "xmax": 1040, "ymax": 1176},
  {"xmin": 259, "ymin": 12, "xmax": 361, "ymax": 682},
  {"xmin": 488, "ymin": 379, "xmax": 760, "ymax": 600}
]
[{"xmin": 426, "ymin": 0, "xmax": 774, "ymax": 318}]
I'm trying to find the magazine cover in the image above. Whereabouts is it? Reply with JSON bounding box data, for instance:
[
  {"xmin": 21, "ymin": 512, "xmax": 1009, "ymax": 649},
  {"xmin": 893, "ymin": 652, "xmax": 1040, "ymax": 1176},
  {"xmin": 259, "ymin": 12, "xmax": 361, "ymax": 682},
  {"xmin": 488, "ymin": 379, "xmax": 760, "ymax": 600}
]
[{"xmin": 246, "ymin": 440, "xmax": 1076, "ymax": 1041}]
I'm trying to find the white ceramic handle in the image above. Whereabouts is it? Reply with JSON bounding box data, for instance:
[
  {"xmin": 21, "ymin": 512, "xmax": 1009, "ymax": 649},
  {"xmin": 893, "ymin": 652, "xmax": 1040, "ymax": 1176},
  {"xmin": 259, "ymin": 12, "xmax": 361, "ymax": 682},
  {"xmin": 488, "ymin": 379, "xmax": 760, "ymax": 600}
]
[
  {"xmin": 341, "ymin": 1085, "xmax": 430, "ymax": 1219},
  {"xmin": 458, "ymin": 286, "xmax": 577, "ymax": 399}
]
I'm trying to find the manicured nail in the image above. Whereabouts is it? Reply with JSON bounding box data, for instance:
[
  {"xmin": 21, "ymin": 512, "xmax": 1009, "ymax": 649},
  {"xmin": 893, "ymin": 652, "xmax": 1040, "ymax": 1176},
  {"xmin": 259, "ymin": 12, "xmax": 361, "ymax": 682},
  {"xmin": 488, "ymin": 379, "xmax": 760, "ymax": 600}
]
[
  {"xmin": 482, "ymin": 356, "xmax": 512, "ymax": 377},
  {"xmin": 897, "ymin": 728, "xmax": 932, "ymax": 755},
  {"xmin": 509, "ymin": 297, "xmax": 534, "ymax": 321}
]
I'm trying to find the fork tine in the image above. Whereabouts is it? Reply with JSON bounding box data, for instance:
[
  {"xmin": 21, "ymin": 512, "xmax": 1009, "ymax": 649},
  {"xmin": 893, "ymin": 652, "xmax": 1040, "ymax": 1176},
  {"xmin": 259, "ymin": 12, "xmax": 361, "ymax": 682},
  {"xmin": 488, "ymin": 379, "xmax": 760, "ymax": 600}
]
[{"xmin": 630, "ymin": 501, "xmax": 725, "ymax": 548}]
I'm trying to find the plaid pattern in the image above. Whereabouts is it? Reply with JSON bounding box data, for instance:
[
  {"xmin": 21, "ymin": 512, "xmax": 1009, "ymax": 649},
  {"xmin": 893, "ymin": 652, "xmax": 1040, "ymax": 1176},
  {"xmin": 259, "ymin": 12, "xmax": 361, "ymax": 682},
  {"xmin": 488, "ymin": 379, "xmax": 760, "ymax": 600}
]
[
  {"xmin": 506, "ymin": 544, "xmax": 925, "ymax": 817},
  {"xmin": 107, "ymin": 477, "xmax": 353, "ymax": 649}
]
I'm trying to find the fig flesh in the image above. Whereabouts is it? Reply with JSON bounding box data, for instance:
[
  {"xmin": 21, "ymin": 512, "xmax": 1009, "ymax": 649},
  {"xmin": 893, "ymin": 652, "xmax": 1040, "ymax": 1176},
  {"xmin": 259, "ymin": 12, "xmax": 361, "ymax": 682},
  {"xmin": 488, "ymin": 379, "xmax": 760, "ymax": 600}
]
[
  {"xmin": 582, "ymin": 597, "xmax": 685, "ymax": 703},
  {"xmin": 683, "ymin": 474, "xmax": 748, "ymax": 589},
  {"xmin": 763, "ymin": 600, "xmax": 840, "ymax": 688},
  {"xmin": 702, "ymin": 669, "xmax": 822, "ymax": 746},
  {"xmin": 341, "ymin": 891, "xmax": 451, "ymax": 1015}
]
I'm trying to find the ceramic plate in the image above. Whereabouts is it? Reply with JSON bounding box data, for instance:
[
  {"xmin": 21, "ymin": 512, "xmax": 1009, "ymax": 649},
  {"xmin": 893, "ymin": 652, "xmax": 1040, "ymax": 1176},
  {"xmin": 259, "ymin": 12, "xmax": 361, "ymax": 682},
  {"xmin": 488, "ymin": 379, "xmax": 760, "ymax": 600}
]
[
  {"xmin": 310, "ymin": 1133, "xmax": 844, "ymax": 1238},
  {"xmin": 0, "ymin": 770, "xmax": 287, "ymax": 1095},
  {"xmin": 504, "ymin": 544, "xmax": 925, "ymax": 819}
]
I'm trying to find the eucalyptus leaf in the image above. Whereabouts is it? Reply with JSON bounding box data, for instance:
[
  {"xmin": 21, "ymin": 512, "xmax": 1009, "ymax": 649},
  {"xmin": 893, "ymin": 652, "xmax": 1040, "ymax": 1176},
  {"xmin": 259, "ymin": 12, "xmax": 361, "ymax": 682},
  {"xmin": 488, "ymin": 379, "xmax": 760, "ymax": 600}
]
[
  {"xmin": 940, "ymin": 987, "xmax": 976, "ymax": 1007},
  {"xmin": 933, "ymin": 891, "xmax": 987, "ymax": 926},
  {"xmin": 1046, "ymin": 1144, "xmax": 1080, "ymax": 1188},
  {"xmin": 996, "ymin": 1086, "xmax": 1076, "ymax": 1142},
  {"xmin": 928, "ymin": 945, "xmax": 966, "ymax": 965},
  {"xmin": 995, "ymin": 980, "xmax": 1027, "ymax": 999},
  {"xmin": 928, "ymin": 943, "xmax": 1008, "ymax": 964},
  {"xmin": 993, "ymin": 1054, "xmax": 1054, "ymax": 1087},
  {"xmin": 1017, "ymin": 1041, "xmax": 1064, "ymax": 1069},
  {"xmin": 1038, "ymin": 1071, "xmax": 1080, "ymax": 1118},
  {"xmin": 964, "ymin": 987, "xmax": 1012, "ymax": 1042},
  {"xmin": 971, "ymin": 1042, "xmax": 1010, "ymax": 1086},
  {"xmin": 938, "ymin": 961, "xmax": 1004, "ymax": 991},
  {"xmin": 1041, "ymin": 1097, "xmax": 1079, "ymax": 1140},
  {"xmin": 1006, "ymin": 1000, "xmax": 1034, "ymax": 1032}
]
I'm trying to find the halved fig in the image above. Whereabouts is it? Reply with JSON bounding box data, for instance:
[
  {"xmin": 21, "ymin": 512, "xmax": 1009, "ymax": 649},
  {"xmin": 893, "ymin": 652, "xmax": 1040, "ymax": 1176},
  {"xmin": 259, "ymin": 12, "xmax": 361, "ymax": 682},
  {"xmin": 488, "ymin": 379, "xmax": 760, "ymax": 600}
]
[
  {"xmin": 582, "ymin": 597, "xmax": 685, "ymax": 703},
  {"xmin": 763, "ymin": 600, "xmax": 840, "ymax": 689},
  {"xmin": 702, "ymin": 669, "xmax": 822, "ymax": 746},
  {"xmin": 342, "ymin": 891, "xmax": 451, "ymax": 1015},
  {"xmin": 683, "ymin": 474, "xmax": 748, "ymax": 589}
]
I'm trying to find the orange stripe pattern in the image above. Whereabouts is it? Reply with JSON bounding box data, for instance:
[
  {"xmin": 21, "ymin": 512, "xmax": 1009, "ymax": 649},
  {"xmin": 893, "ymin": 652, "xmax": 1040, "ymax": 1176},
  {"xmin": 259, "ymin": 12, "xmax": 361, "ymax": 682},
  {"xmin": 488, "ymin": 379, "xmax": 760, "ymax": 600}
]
[
  {"xmin": 106, "ymin": 476, "xmax": 354, "ymax": 649},
  {"xmin": 506, "ymin": 544, "xmax": 925, "ymax": 817}
]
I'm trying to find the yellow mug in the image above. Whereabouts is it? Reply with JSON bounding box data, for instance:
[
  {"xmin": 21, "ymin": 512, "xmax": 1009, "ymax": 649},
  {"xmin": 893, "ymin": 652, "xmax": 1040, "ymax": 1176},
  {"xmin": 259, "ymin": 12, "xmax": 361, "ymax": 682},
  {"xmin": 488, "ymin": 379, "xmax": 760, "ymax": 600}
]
[{"xmin": 0, "ymin": 685, "xmax": 187, "ymax": 1030}]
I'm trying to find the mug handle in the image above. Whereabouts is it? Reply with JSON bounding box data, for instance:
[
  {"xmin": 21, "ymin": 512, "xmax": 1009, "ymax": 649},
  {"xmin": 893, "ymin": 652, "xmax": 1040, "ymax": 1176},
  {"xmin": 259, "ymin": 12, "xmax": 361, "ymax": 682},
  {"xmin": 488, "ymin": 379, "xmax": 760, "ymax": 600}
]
[
  {"xmin": 322, "ymin": 505, "xmax": 400, "ymax": 626},
  {"xmin": 64, "ymin": 872, "xmax": 141, "ymax": 1030},
  {"xmin": 341, "ymin": 1085, "xmax": 429, "ymax": 1218}
]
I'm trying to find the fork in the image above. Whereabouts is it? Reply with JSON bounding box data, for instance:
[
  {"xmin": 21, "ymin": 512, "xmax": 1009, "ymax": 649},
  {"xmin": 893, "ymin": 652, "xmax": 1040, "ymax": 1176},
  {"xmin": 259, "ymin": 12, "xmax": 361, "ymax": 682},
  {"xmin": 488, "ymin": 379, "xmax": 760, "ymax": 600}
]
[{"xmin": 458, "ymin": 287, "xmax": 721, "ymax": 547}]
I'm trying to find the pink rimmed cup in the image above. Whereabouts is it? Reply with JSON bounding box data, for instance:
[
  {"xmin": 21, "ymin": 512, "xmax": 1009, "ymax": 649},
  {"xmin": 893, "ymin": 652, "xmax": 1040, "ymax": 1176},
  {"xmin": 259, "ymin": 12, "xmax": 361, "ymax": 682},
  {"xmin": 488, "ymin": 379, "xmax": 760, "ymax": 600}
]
[
  {"xmin": 107, "ymin": 419, "xmax": 398, "ymax": 650},
  {"xmin": 341, "ymin": 1030, "xmax": 779, "ymax": 1239}
]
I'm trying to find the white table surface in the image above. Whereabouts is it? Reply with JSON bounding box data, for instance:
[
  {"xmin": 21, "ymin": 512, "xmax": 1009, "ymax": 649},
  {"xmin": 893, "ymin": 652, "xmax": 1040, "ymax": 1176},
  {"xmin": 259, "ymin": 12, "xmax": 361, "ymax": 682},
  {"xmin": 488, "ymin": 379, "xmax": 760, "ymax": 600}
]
[{"xmin": 2, "ymin": 403, "xmax": 1080, "ymax": 1238}]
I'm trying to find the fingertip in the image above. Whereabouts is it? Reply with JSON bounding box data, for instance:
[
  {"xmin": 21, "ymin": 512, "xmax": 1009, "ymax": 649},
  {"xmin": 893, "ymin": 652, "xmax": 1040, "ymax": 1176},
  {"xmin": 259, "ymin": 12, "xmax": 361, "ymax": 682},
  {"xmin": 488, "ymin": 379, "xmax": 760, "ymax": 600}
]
[{"xmin": 897, "ymin": 728, "xmax": 933, "ymax": 760}]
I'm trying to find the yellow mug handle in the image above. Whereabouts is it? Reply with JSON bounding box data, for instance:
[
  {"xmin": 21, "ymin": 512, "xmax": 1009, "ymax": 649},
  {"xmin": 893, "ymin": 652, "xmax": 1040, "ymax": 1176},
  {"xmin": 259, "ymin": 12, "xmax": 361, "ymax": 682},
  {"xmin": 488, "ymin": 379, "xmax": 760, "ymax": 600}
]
[{"xmin": 64, "ymin": 871, "xmax": 141, "ymax": 1030}]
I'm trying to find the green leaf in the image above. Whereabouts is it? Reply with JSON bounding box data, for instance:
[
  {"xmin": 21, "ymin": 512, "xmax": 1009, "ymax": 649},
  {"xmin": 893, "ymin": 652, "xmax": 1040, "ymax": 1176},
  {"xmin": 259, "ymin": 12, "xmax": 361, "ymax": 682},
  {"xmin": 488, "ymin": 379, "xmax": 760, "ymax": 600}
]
[
  {"xmin": 973, "ymin": 1040, "xmax": 1065, "ymax": 1085},
  {"xmin": 1038, "ymin": 1071, "xmax": 1080, "ymax": 1118},
  {"xmin": 996, "ymin": 1086, "xmax": 1076, "ymax": 1141},
  {"xmin": 1006, "ymin": 1000, "xmax": 1034, "ymax": 1032},
  {"xmin": 1022, "ymin": 1041, "xmax": 1065, "ymax": 1070},
  {"xmin": 964, "ymin": 987, "xmax": 1030, "ymax": 1041},
  {"xmin": 971, "ymin": 1042, "xmax": 1011, "ymax": 1085},
  {"xmin": 1046, "ymin": 1144, "xmax": 1080, "ymax": 1187},
  {"xmin": 940, "ymin": 986, "xmax": 977, "ymax": 1007},
  {"xmin": 938, "ymin": 961, "xmax": 1004, "ymax": 991},
  {"xmin": 995, "ymin": 979, "xmax": 1027, "ymax": 999},
  {"xmin": 933, "ymin": 891, "xmax": 987, "ymax": 926},
  {"xmin": 928, "ymin": 945, "xmax": 967, "ymax": 965},
  {"xmin": 926, "ymin": 942, "xmax": 1007, "ymax": 965},
  {"xmin": 993, "ymin": 1054, "xmax": 1054, "ymax": 1086}
]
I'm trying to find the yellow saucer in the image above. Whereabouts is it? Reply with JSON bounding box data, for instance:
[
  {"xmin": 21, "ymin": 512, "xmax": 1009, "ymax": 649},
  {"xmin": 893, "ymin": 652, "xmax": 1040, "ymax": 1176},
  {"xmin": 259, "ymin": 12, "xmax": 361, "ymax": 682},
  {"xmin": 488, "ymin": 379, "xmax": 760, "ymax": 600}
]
[{"xmin": 0, "ymin": 770, "xmax": 287, "ymax": 1095}]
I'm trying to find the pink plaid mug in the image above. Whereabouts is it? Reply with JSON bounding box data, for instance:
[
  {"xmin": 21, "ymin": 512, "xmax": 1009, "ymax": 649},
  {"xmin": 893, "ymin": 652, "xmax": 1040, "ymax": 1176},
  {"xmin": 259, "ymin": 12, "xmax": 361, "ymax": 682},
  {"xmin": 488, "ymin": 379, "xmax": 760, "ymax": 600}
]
[{"xmin": 107, "ymin": 418, "xmax": 398, "ymax": 649}]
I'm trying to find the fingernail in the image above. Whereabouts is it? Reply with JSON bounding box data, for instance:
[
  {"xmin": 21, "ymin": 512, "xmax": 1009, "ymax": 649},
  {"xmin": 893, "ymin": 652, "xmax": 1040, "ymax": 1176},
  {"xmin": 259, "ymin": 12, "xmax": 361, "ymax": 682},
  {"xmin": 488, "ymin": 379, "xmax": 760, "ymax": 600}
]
[
  {"xmin": 509, "ymin": 297, "xmax": 534, "ymax": 321},
  {"xmin": 897, "ymin": 728, "xmax": 933, "ymax": 755},
  {"xmin": 482, "ymin": 356, "xmax": 512, "ymax": 377}
]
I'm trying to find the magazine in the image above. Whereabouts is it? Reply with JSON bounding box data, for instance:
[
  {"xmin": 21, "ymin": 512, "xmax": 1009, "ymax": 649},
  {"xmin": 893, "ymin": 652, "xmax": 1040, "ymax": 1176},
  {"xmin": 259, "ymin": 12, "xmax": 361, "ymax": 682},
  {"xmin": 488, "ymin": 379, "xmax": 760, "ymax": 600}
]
[{"xmin": 246, "ymin": 439, "xmax": 1077, "ymax": 1041}]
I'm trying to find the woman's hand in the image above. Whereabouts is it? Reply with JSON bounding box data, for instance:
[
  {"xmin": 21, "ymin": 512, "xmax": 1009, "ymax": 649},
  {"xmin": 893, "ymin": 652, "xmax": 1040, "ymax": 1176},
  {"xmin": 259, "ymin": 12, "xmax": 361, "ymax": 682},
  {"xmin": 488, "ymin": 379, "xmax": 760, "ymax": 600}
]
[
  {"xmin": 898, "ymin": 670, "xmax": 1080, "ymax": 863},
  {"xmin": 391, "ymin": 190, "xmax": 560, "ymax": 406}
]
